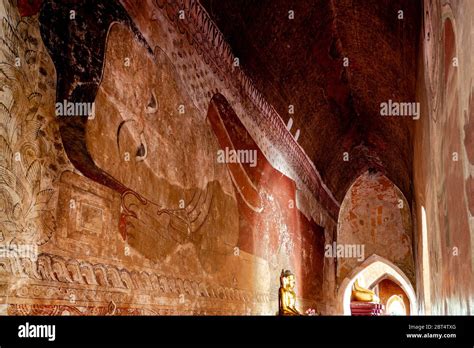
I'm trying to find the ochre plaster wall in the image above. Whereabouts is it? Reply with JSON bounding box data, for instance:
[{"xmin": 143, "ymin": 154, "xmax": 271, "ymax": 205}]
[
  {"xmin": 0, "ymin": 0, "xmax": 333, "ymax": 315},
  {"xmin": 413, "ymin": 0, "xmax": 473, "ymax": 315}
]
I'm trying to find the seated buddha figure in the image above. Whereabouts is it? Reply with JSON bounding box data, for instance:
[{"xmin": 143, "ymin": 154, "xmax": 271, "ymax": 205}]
[
  {"xmin": 351, "ymin": 279, "xmax": 380, "ymax": 303},
  {"xmin": 279, "ymin": 270, "xmax": 301, "ymax": 316}
]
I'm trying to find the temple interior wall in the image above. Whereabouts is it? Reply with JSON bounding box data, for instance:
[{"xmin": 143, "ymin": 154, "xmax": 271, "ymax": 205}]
[
  {"xmin": 413, "ymin": 0, "xmax": 474, "ymax": 315},
  {"xmin": 0, "ymin": 0, "xmax": 335, "ymax": 315},
  {"xmin": 0, "ymin": 0, "xmax": 472, "ymax": 316}
]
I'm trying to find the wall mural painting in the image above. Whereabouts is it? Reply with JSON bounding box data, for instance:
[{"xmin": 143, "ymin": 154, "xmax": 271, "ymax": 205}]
[{"xmin": 0, "ymin": 0, "xmax": 327, "ymax": 315}]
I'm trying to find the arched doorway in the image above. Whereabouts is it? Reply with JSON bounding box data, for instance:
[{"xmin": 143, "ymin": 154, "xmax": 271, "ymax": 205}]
[
  {"xmin": 377, "ymin": 277, "xmax": 410, "ymax": 315},
  {"xmin": 334, "ymin": 170, "xmax": 416, "ymax": 314},
  {"xmin": 338, "ymin": 254, "xmax": 417, "ymax": 315},
  {"xmin": 386, "ymin": 295, "xmax": 407, "ymax": 316}
]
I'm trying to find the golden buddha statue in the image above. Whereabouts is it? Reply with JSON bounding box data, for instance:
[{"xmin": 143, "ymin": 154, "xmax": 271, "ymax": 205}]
[
  {"xmin": 278, "ymin": 269, "xmax": 301, "ymax": 316},
  {"xmin": 351, "ymin": 279, "xmax": 380, "ymax": 303}
]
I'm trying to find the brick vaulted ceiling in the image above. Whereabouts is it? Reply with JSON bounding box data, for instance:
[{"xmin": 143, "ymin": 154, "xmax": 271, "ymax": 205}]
[{"xmin": 200, "ymin": 0, "xmax": 421, "ymax": 203}]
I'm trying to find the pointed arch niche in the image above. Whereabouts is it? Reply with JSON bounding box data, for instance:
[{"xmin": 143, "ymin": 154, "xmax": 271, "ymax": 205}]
[
  {"xmin": 338, "ymin": 254, "xmax": 417, "ymax": 315},
  {"xmin": 335, "ymin": 170, "xmax": 416, "ymax": 314}
]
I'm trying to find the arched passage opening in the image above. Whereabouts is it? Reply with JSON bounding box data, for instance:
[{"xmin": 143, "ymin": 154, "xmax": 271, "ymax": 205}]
[
  {"xmin": 334, "ymin": 170, "xmax": 416, "ymax": 314},
  {"xmin": 386, "ymin": 294, "xmax": 407, "ymax": 315},
  {"xmin": 338, "ymin": 254, "xmax": 417, "ymax": 315}
]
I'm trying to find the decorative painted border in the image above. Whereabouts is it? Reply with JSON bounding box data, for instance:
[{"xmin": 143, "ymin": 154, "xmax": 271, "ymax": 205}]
[{"xmin": 0, "ymin": 253, "xmax": 273, "ymax": 304}]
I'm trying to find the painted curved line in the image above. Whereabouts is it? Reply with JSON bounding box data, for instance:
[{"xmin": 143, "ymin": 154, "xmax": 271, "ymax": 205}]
[{"xmin": 207, "ymin": 95, "xmax": 263, "ymax": 213}]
